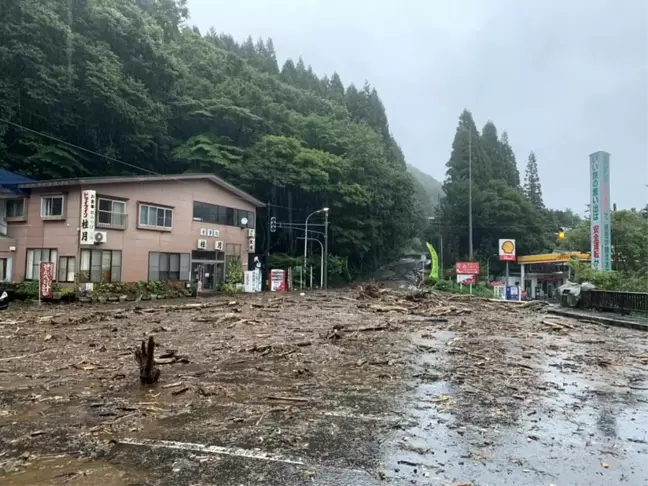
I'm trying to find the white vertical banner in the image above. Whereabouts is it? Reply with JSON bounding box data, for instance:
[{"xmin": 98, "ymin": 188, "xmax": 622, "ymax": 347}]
[
  {"xmin": 590, "ymin": 152, "xmax": 611, "ymax": 271},
  {"xmin": 80, "ymin": 190, "xmax": 97, "ymax": 245}
]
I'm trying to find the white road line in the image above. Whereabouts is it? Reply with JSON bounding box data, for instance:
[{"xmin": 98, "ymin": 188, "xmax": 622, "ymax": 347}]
[{"xmin": 118, "ymin": 437, "xmax": 305, "ymax": 465}]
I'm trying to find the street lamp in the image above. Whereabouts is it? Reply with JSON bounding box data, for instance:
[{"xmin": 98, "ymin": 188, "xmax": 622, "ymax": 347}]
[{"xmin": 303, "ymin": 207, "xmax": 329, "ymax": 289}]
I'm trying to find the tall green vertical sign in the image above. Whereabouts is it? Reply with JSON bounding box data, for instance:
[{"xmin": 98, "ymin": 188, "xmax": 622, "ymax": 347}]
[
  {"xmin": 426, "ymin": 242, "xmax": 439, "ymax": 281},
  {"xmin": 590, "ymin": 151, "xmax": 612, "ymax": 271}
]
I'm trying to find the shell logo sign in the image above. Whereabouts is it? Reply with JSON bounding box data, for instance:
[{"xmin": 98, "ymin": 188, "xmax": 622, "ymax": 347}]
[{"xmin": 499, "ymin": 239, "xmax": 516, "ymax": 261}]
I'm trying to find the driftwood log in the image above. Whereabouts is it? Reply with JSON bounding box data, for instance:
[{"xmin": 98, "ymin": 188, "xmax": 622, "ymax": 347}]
[{"xmin": 134, "ymin": 336, "xmax": 160, "ymax": 384}]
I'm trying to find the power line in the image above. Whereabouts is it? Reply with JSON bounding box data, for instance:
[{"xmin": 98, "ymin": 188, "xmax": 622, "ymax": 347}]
[
  {"xmin": 1, "ymin": 117, "xmax": 329, "ymax": 215},
  {"xmin": 0, "ymin": 117, "xmax": 160, "ymax": 176},
  {"xmin": 0, "ymin": 117, "xmax": 266, "ymax": 210}
]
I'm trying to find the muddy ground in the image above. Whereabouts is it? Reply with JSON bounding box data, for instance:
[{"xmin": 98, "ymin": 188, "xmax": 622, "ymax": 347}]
[{"xmin": 0, "ymin": 288, "xmax": 647, "ymax": 486}]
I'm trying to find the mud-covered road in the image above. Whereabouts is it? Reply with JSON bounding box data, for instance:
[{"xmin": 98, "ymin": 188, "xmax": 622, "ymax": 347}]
[{"xmin": 1, "ymin": 288, "xmax": 647, "ymax": 485}]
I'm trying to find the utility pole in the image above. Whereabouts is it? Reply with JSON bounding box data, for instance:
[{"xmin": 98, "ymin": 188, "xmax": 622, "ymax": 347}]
[
  {"xmin": 468, "ymin": 127, "xmax": 474, "ymax": 260},
  {"xmin": 323, "ymin": 209, "xmax": 329, "ymax": 290},
  {"xmin": 265, "ymin": 201, "xmax": 270, "ymax": 291}
]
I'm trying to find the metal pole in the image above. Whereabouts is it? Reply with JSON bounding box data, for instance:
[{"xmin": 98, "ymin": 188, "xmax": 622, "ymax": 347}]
[
  {"xmin": 320, "ymin": 247, "xmax": 324, "ymax": 288},
  {"xmin": 323, "ymin": 209, "xmax": 329, "ymax": 290},
  {"xmin": 303, "ymin": 213, "xmax": 311, "ymax": 290},
  {"xmin": 265, "ymin": 201, "xmax": 270, "ymax": 291},
  {"xmin": 38, "ymin": 262, "xmax": 41, "ymax": 306},
  {"xmin": 439, "ymin": 234, "xmax": 444, "ymax": 279},
  {"xmin": 468, "ymin": 127, "xmax": 474, "ymax": 260},
  {"xmin": 505, "ymin": 261, "xmax": 510, "ymax": 286}
]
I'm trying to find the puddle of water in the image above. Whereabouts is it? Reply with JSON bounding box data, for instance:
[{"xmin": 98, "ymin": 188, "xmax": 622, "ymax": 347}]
[
  {"xmin": 0, "ymin": 455, "xmax": 141, "ymax": 486},
  {"xmin": 382, "ymin": 329, "xmax": 648, "ymax": 485}
]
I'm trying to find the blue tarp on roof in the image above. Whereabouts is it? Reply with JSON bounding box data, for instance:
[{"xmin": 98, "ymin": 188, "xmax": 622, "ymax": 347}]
[{"xmin": 0, "ymin": 169, "xmax": 34, "ymax": 195}]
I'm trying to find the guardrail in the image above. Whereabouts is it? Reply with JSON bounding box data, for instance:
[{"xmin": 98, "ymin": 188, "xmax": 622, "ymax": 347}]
[{"xmin": 579, "ymin": 290, "xmax": 648, "ymax": 316}]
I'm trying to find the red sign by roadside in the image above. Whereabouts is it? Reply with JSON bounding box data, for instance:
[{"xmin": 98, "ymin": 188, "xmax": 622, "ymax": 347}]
[
  {"xmin": 39, "ymin": 262, "xmax": 55, "ymax": 298},
  {"xmin": 456, "ymin": 262, "xmax": 480, "ymax": 275}
]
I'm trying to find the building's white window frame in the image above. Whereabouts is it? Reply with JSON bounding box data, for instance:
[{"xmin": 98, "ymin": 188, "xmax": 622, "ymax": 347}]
[
  {"xmin": 58, "ymin": 256, "xmax": 76, "ymax": 283},
  {"xmin": 40, "ymin": 195, "xmax": 65, "ymax": 218},
  {"xmin": 79, "ymin": 249, "xmax": 122, "ymax": 283},
  {"xmin": 97, "ymin": 197, "xmax": 127, "ymax": 228},
  {"xmin": 138, "ymin": 203, "xmax": 173, "ymax": 230},
  {"xmin": 25, "ymin": 248, "xmax": 58, "ymax": 281},
  {"xmin": 5, "ymin": 198, "xmax": 26, "ymax": 220}
]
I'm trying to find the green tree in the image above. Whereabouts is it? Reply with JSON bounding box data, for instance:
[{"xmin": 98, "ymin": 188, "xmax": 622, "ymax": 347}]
[{"xmin": 524, "ymin": 151, "xmax": 544, "ymax": 209}]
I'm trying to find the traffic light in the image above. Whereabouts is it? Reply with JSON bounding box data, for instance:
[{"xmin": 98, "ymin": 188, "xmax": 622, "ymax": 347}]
[
  {"xmin": 270, "ymin": 216, "xmax": 276, "ymax": 233},
  {"xmin": 558, "ymin": 231, "xmax": 565, "ymax": 240}
]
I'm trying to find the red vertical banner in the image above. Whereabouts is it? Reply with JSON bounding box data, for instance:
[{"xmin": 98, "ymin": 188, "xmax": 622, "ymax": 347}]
[{"xmin": 39, "ymin": 262, "xmax": 55, "ymax": 298}]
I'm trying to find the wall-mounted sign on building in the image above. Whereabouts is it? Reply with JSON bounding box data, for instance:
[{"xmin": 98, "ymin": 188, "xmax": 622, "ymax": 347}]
[
  {"xmin": 590, "ymin": 151, "xmax": 611, "ymax": 271},
  {"xmin": 499, "ymin": 239, "xmax": 516, "ymax": 261},
  {"xmin": 80, "ymin": 190, "xmax": 96, "ymax": 245},
  {"xmin": 199, "ymin": 228, "xmax": 220, "ymax": 238}
]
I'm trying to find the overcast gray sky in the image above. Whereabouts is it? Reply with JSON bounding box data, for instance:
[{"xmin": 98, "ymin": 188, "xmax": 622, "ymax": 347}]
[{"xmin": 188, "ymin": 0, "xmax": 648, "ymax": 212}]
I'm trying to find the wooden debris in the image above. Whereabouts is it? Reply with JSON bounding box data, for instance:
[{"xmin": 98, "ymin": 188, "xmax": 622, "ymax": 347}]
[
  {"xmin": 162, "ymin": 381, "xmax": 184, "ymax": 389},
  {"xmin": 135, "ymin": 336, "xmax": 160, "ymax": 384},
  {"xmin": 542, "ymin": 319, "xmax": 576, "ymax": 330},
  {"xmin": 265, "ymin": 395, "xmax": 309, "ymax": 403}
]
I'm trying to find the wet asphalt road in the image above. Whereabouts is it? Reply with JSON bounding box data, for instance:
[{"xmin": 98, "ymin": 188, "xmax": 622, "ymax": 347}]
[
  {"xmin": 1, "ymin": 294, "xmax": 647, "ymax": 486},
  {"xmin": 110, "ymin": 328, "xmax": 648, "ymax": 486}
]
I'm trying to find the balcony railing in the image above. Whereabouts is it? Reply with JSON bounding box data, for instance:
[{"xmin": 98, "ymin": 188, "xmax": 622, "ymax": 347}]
[{"xmin": 96, "ymin": 210, "xmax": 127, "ymax": 230}]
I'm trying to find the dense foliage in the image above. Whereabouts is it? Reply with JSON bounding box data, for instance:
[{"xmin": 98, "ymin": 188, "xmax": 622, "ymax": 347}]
[
  {"xmin": 436, "ymin": 110, "xmax": 556, "ymax": 272},
  {"xmin": 0, "ymin": 0, "xmax": 417, "ymax": 274},
  {"xmin": 563, "ymin": 209, "xmax": 648, "ymax": 289}
]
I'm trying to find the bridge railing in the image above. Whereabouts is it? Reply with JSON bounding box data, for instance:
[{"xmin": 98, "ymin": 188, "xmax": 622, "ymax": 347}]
[{"xmin": 579, "ymin": 290, "xmax": 648, "ymax": 316}]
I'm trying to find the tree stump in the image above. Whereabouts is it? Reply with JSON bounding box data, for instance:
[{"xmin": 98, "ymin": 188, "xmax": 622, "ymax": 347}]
[{"xmin": 134, "ymin": 336, "xmax": 160, "ymax": 384}]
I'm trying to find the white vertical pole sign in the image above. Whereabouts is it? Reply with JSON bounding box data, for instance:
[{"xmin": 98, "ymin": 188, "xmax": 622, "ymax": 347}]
[
  {"xmin": 80, "ymin": 190, "xmax": 97, "ymax": 245},
  {"xmin": 590, "ymin": 152, "xmax": 611, "ymax": 271}
]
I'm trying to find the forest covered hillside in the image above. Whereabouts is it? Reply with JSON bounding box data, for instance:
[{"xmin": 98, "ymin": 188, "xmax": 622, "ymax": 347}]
[
  {"xmin": 0, "ymin": 0, "xmax": 422, "ymax": 273},
  {"xmin": 407, "ymin": 164, "xmax": 444, "ymax": 216}
]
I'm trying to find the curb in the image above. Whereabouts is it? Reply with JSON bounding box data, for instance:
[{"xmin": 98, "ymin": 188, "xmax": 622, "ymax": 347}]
[{"xmin": 547, "ymin": 307, "xmax": 648, "ymax": 332}]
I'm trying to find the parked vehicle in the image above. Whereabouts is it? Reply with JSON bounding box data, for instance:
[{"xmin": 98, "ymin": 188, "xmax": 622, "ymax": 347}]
[{"xmin": 0, "ymin": 288, "xmax": 9, "ymax": 310}]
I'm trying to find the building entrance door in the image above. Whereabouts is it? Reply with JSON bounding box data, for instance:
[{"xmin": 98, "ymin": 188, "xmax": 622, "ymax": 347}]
[{"xmin": 191, "ymin": 261, "xmax": 225, "ymax": 291}]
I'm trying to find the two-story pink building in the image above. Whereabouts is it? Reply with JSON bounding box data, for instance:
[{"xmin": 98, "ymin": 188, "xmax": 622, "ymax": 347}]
[{"xmin": 0, "ymin": 173, "xmax": 264, "ymax": 289}]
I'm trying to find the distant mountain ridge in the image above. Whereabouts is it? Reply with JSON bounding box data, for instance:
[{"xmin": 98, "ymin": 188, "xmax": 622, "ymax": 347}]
[{"xmin": 407, "ymin": 164, "xmax": 444, "ymax": 214}]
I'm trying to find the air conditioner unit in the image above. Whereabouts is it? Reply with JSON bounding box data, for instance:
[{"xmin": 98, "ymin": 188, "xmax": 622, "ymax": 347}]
[
  {"xmin": 247, "ymin": 228, "xmax": 256, "ymax": 238},
  {"xmin": 215, "ymin": 240, "xmax": 224, "ymax": 251},
  {"xmin": 248, "ymin": 238, "xmax": 255, "ymax": 251},
  {"xmin": 197, "ymin": 239, "xmax": 207, "ymax": 250},
  {"xmin": 94, "ymin": 231, "xmax": 107, "ymax": 244}
]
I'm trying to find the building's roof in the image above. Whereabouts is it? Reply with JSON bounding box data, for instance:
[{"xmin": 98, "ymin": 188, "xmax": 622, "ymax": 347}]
[
  {"xmin": 18, "ymin": 173, "xmax": 265, "ymax": 207},
  {"xmin": 0, "ymin": 169, "xmax": 34, "ymax": 195},
  {"xmin": 517, "ymin": 252, "xmax": 590, "ymax": 264},
  {"xmin": 0, "ymin": 169, "xmax": 35, "ymax": 185}
]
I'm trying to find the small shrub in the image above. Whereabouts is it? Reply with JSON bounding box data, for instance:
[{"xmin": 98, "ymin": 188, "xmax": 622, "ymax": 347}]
[
  {"xmin": 433, "ymin": 280, "xmax": 452, "ymax": 291},
  {"xmin": 14, "ymin": 281, "xmax": 39, "ymax": 300}
]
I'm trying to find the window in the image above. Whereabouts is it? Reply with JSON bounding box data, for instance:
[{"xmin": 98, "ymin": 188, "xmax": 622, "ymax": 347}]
[
  {"xmin": 0, "ymin": 258, "xmax": 7, "ymax": 281},
  {"xmin": 58, "ymin": 256, "xmax": 76, "ymax": 283},
  {"xmin": 5, "ymin": 199, "xmax": 25, "ymax": 219},
  {"xmin": 25, "ymin": 249, "xmax": 58, "ymax": 280},
  {"xmin": 193, "ymin": 201, "xmax": 255, "ymax": 229},
  {"xmin": 148, "ymin": 252, "xmax": 190, "ymax": 281},
  {"xmin": 79, "ymin": 249, "xmax": 121, "ymax": 283},
  {"xmin": 139, "ymin": 204, "xmax": 172, "ymax": 229},
  {"xmin": 98, "ymin": 198, "xmax": 126, "ymax": 228},
  {"xmin": 41, "ymin": 196, "xmax": 64, "ymax": 218}
]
